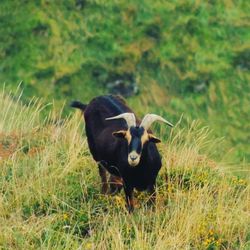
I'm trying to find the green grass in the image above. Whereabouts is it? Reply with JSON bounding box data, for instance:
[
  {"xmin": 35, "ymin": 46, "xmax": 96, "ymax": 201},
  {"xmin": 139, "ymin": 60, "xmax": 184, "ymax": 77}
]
[
  {"xmin": 0, "ymin": 90, "xmax": 249, "ymax": 249},
  {"xmin": 0, "ymin": 1, "xmax": 249, "ymax": 246},
  {"xmin": 1, "ymin": 1, "xmax": 249, "ymax": 162}
]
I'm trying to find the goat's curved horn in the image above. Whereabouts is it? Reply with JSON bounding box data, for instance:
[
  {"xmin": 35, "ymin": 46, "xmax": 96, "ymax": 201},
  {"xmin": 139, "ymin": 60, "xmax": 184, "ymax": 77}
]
[
  {"xmin": 140, "ymin": 114, "xmax": 173, "ymax": 130},
  {"xmin": 106, "ymin": 112, "xmax": 136, "ymax": 128}
]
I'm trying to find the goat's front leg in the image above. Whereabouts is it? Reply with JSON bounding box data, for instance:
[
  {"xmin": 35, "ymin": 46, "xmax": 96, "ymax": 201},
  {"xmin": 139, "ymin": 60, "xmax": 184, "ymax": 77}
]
[
  {"xmin": 123, "ymin": 184, "xmax": 134, "ymax": 213},
  {"xmin": 98, "ymin": 161, "xmax": 108, "ymax": 194}
]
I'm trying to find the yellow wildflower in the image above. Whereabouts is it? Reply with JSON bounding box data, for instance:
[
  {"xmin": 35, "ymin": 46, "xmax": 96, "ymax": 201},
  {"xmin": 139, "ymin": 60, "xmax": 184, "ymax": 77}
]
[
  {"xmin": 85, "ymin": 242, "xmax": 94, "ymax": 250},
  {"xmin": 114, "ymin": 196, "xmax": 125, "ymax": 206},
  {"xmin": 208, "ymin": 229, "xmax": 214, "ymax": 235},
  {"xmin": 203, "ymin": 238, "xmax": 211, "ymax": 246},
  {"xmin": 238, "ymin": 179, "xmax": 246, "ymax": 185},
  {"xmin": 63, "ymin": 213, "xmax": 69, "ymax": 220}
]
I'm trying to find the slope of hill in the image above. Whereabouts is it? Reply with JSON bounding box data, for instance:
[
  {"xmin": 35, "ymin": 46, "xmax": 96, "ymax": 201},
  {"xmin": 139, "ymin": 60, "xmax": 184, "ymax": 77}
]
[{"xmin": 0, "ymin": 90, "xmax": 249, "ymax": 249}]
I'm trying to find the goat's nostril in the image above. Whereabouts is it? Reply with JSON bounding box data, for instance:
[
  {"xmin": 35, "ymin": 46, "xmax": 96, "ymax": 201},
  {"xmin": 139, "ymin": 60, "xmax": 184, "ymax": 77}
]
[{"xmin": 130, "ymin": 155, "xmax": 137, "ymax": 161}]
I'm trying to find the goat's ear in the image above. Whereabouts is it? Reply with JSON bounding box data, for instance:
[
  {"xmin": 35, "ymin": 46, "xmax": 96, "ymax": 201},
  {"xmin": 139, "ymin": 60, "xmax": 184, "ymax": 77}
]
[
  {"xmin": 148, "ymin": 133, "xmax": 161, "ymax": 143},
  {"xmin": 112, "ymin": 130, "xmax": 127, "ymax": 138}
]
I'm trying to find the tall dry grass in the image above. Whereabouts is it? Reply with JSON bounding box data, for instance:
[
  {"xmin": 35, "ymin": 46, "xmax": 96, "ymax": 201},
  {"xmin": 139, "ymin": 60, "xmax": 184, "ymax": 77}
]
[{"xmin": 0, "ymin": 90, "xmax": 249, "ymax": 249}]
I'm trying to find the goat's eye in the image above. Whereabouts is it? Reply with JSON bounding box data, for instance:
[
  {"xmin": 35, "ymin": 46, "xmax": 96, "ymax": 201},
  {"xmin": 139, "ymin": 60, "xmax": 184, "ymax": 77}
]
[{"xmin": 113, "ymin": 130, "xmax": 126, "ymax": 138}]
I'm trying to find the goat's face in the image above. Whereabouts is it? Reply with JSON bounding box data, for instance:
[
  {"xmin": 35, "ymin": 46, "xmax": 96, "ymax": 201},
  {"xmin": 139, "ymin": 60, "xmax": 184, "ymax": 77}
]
[
  {"xmin": 107, "ymin": 112, "xmax": 173, "ymax": 167},
  {"xmin": 113, "ymin": 126, "xmax": 161, "ymax": 167}
]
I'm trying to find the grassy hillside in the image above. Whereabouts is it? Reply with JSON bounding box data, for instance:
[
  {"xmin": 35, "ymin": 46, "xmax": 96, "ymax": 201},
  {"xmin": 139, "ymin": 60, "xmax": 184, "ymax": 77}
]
[
  {"xmin": 0, "ymin": 90, "xmax": 249, "ymax": 249},
  {"xmin": 0, "ymin": 1, "xmax": 250, "ymax": 162},
  {"xmin": 0, "ymin": 2, "xmax": 249, "ymax": 248}
]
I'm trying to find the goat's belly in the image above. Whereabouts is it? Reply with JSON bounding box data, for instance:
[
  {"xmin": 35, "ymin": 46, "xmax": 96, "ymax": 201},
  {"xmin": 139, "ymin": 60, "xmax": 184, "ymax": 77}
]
[
  {"xmin": 135, "ymin": 185, "xmax": 148, "ymax": 191},
  {"xmin": 126, "ymin": 168, "xmax": 154, "ymax": 189},
  {"xmin": 132, "ymin": 178, "xmax": 151, "ymax": 191}
]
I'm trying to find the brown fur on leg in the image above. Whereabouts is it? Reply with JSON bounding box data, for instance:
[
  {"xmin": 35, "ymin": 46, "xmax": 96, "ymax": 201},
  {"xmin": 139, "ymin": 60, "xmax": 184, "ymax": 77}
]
[
  {"xmin": 109, "ymin": 175, "xmax": 123, "ymax": 194},
  {"xmin": 98, "ymin": 163, "xmax": 108, "ymax": 194}
]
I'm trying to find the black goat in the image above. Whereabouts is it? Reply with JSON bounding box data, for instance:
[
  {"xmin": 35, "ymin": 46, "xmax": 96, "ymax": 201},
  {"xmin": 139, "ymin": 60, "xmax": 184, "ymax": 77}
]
[{"xmin": 71, "ymin": 95, "xmax": 173, "ymax": 212}]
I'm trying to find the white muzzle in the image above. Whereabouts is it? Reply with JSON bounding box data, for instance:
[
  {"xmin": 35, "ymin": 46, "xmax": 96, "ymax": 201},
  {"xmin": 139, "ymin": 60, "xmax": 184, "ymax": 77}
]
[{"xmin": 128, "ymin": 151, "xmax": 140, "ymax": 167}]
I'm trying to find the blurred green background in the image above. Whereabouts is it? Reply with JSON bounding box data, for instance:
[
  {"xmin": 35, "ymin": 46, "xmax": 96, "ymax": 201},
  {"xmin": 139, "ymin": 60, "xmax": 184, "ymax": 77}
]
[{"xmin": 0, "ymin": 0, "xmax": 249, "ymax": 162}]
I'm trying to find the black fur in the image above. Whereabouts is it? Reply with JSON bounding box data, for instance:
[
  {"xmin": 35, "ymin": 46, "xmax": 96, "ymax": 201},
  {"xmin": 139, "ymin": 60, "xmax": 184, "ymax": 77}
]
[
  {"xmin": 129, "ymin": 127, "xmax": 144, "ymax": 154},
  {"xmin": 70, "ymin": 101, "xmax": 87, "ymax": 111},
  {"xmin": 71, "ymin": 95, "xmax": 162, "ymax": 212}
]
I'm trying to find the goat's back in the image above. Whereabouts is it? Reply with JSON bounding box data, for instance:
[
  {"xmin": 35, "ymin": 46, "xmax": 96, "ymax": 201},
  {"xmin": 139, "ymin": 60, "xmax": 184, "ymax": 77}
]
[
  {"xmin": 83, "ymin": 95, "xmax": 132, "ymax": 162},
  {"xmin": 84, "ymin": 95, "xmax": 132, "ymax": 130}
]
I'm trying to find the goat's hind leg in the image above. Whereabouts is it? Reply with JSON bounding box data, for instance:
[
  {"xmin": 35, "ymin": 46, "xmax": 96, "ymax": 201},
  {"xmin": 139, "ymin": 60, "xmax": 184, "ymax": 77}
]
[
  {"xmin": 109, "ymin": 175, "xmax": 123, "ymax": 194},
  {"xmin": 98, "ymin": 161, "xmax": 108, "ymax": 194}
]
